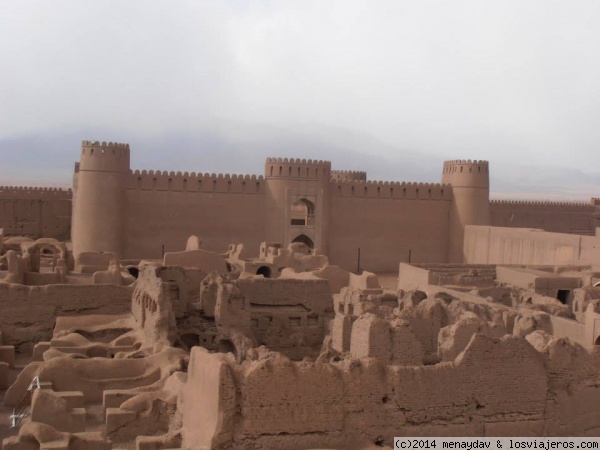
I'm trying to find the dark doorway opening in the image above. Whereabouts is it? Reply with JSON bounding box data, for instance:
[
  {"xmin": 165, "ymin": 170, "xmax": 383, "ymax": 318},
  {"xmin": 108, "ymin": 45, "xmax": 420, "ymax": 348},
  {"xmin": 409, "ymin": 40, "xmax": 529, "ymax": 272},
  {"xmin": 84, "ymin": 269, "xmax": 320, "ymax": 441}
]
[
  {"xmin": 217, "ymin": 339, "xmax": 236, "ymax": 356},
  {"xmin": 595, "ymin": 336, "xmax": 600, "ymax": 346},
  {"xmin": 556, "ymin": 290, "xmax": 570, "ymax": 305},
  {"xmin": 256, "ymin": 266, "xmax": 271, "ymax": 278},
  {"xmin": 291, "ymin": 234, "xmax": 314, "ymax": 249},
  {"xmin": 180, "ymin": 333, "xmax": 201, "ymax": 350}
]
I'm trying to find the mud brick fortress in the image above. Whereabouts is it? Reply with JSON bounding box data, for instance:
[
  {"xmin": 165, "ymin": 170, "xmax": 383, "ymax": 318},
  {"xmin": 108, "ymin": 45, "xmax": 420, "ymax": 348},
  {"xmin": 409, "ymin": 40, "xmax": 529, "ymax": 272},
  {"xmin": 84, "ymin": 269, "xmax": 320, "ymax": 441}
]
[
  {"xmin": 2, "ymin": 140, "xmax": 600, "ymax": 449},
  {"xmin": 2, "ymin": 140, "xmax": 599, "ymax": 271}
]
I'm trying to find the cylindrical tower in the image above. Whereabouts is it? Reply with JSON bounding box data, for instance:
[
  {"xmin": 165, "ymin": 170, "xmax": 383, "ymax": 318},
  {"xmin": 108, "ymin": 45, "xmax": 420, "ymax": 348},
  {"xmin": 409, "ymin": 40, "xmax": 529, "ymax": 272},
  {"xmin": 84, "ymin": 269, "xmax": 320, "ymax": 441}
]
[
  {"xmin": 442, "ymin": 159, "xmax": 490, "ymax": 263},
  {"xmin": 72, "ymin": 141, "xmax": 130, "ymax": 258},
  {"xmin": 264, "ymin": 158, "xmax": 332, "ymax": 254}
]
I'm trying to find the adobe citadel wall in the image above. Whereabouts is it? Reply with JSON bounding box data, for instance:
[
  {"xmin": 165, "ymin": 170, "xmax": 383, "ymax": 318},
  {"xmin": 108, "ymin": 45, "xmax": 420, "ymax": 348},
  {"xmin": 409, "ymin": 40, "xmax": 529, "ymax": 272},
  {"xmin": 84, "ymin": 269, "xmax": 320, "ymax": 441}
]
[
  {"xmin": 0, "ymin": 186, "xmax": 72, "ymax": 239},
  {"xmin": 464, "ymin": 225, "xmax": 600, "ymax": 267},
  {"xmin": 123, "ymin": 170, "xmax": 267, "ymax": 259},
  {"xmin": 5, "ymin": 141, "xmax": 600, "ymax": 270},
  {"xmin": 329, "ymin": 180, "xmax": 451, "ymax": 272},
  {"xmin": 490, "ymin": 199, "xmax": 600, "ymax": 235}
]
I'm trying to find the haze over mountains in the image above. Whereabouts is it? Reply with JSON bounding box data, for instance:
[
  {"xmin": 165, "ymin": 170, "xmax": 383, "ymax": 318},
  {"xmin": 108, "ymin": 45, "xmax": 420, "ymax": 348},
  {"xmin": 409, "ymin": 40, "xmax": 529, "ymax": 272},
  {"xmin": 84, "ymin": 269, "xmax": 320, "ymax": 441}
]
[{"xmin": 1, "ymin": 121, "xmax": 598, "ymax": 202}]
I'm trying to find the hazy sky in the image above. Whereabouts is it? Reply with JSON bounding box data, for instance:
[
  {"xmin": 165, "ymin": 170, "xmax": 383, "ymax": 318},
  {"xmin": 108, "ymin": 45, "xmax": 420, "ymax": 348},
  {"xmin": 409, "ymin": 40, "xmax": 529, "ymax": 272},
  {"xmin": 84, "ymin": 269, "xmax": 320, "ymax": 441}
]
[{"xmin": 1, "ymin": 1, "xmax": 599, "ymax": 197}]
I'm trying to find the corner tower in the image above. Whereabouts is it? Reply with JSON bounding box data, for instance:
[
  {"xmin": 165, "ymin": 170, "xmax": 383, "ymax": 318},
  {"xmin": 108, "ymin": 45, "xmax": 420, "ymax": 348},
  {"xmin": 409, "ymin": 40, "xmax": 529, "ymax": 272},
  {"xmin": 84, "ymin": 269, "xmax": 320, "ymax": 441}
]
[
  {"xmin": 442, "ymin": 159, "xmax": 490, "ymax": 262},
  {"xmin": 72, "ymin": 141, "xmax": 130, "ymax": 258},
  {"xmin": 264, "ymin": 158, "xmax": 332, "ymax": 253}
]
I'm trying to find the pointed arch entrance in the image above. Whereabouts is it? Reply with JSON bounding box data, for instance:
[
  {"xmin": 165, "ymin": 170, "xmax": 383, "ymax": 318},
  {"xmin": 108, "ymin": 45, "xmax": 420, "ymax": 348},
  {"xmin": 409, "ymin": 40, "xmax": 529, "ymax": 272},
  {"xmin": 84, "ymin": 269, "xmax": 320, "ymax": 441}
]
[{"xmin": 291, "ymin": 234, "xmax": 314, "ymax": 249}]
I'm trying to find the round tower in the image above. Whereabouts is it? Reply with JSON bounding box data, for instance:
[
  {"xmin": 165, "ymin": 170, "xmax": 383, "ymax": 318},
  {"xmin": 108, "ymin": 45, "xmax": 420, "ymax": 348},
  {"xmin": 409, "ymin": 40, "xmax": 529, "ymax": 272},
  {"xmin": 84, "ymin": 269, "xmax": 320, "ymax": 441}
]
[
  {"xmin": 264, "ymin": 158, "xmax": 332, "ymax": 254},
  {"xmin": 441, "ymin": 159, "xmax": 490, "ymax": 263},
  {"xmin": 72, "ymin": 141, "xmax": 130, "ymax": 259}
]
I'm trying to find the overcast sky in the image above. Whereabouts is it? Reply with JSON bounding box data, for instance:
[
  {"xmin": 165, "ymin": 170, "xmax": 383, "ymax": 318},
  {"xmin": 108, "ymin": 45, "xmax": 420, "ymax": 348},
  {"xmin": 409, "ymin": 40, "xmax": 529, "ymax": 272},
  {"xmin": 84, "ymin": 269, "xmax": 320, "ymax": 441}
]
[{"xmin": 1, "ymin": 1, "xmax": 599, "ymax": 199}]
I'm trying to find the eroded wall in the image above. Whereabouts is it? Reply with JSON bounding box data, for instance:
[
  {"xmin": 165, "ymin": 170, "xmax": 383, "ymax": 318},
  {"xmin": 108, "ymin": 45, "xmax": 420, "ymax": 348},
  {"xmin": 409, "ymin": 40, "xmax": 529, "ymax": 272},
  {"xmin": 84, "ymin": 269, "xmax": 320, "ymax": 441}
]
[
  {"xmin": 0, "ymin": 283, "xmax": 132, "ymax": 351},
  {"xmin": 182, "ymin": 334, "xmax": 555, "ymax": 449}
]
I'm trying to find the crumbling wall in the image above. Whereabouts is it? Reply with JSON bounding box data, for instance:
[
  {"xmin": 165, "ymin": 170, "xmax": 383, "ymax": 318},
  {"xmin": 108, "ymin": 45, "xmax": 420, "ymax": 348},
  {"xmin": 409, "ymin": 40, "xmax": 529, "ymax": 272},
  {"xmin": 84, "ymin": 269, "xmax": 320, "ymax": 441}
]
[
  {"xmin": 237, "ymin": 278, "xmax": 333, "ymax": 360},
  {"xmin": 182, "ymin": 334, "xmax": 554, "ymax": 449},
  {"xmin": 132, "ymin": 266, "xmax": 179, "ymax": 347},
  {"xmin": 0, "ymin": 282, "xmax": 132, "ymax": 352},
  {"xmin": 237, "ymin": 277, "xmax": 333, "ymax": 314}
]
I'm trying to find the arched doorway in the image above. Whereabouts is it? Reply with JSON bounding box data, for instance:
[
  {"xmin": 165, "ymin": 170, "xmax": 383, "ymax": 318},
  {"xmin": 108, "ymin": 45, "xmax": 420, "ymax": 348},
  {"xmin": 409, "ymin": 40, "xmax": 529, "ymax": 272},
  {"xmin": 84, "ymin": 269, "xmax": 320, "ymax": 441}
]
[
  {"xmin": 290, "ymin": 198, "xmax": 315, "ymax": 226},
  {"xmin": 256, "ymin": 266, "xmax": 272, "ymax": 278},
  {"xmin": 292, "ymin": 234, "xmax": 314, "ymax": 249}
]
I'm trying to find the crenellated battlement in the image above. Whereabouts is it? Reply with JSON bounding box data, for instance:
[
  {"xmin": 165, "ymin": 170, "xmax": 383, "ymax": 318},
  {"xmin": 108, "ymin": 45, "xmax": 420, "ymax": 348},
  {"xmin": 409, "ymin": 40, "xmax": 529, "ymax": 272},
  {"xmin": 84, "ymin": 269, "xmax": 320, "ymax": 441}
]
[
  {"xmin": 79, "ymin": 140, "xmax": 130, "ymax": 173},
  {"xmin": 265, "ymin": 157, "xmax": 331, "ymax": 180},
  {"xmin": 331, "ymin": 170, "xmax": 367, "ymax": 182},
  {"xmin": 441, "ymin": 159, "xmax": 490, "ymax": 190},
  {"xmin": 442, "ymin": 159, "xmax": 489, "ymax": 175},
  {"xmin": 127, "ymin": 170, "xmax": 266, "ymax": 194},
  {"xmin": 0, "ymin": 185, "xmax": 73, "ymax": 199},
  {"xmin": 331, "ymin": 179, "xmax": 451, "ymax": 200},
  {"xmin": 590, "ymin": 197, "xmax": 600, "ymax": 206},
  {"xmin": 265, "ymin": 157, "xmax": 330, "ymax": 165},
  {"xmin": 490, "ymin": 199, "xmax": 594, "ymax": 210}
]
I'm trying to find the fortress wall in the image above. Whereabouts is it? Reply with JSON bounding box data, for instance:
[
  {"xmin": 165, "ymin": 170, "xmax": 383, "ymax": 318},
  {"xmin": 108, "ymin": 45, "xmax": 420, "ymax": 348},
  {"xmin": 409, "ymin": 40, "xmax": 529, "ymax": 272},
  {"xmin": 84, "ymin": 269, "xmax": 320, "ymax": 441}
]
[
  {"xmin": 127, "ymin": 170, "xmax": 265, "ymax": 194},
  {"xmin": 0, "ymin": 186, "xmax": 72, "ymax": 239},
  {"xmin": 0, "ymin": 282, "xmax": 132, "ymax": 351},
  {"xmin": 122, "ymin": 171, "xmax": 267, "ymax": 259},
  {"xmin": 490, "ymin": 200, "xmax": 599, "ymax": 235},
  {"xmin": 464, "ymin": 225, "xmax": 600, "ymax": 267},
  {"xmin": 328, "ymin": 181, "xmax": 451, "ymax": 272},
  {"xmin": 182, "ymin": 334, "xmax": 550, "ymax": 449}
]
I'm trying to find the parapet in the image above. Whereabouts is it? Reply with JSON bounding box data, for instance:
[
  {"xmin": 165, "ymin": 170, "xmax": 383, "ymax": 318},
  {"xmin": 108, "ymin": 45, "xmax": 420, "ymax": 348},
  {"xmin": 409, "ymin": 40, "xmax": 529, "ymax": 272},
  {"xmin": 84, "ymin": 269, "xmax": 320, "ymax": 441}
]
[
  {"xmin": 127, "ymin": 170, "xmax": 266, "ymax": 194},
  {"xmin": 442, "ymin": 159, "xmax": 489, "ymax": 174},
  {"xmin": 331, "ymin": 170, "xmax": 367, "ymax": 182},
  {"xmin": 490, "ymin": 199, "xmax": 594, "ymax": 210},
  {"xmin": 0, "ymin": 186, "xmax": 73, "ymax": 199},
  {"xmin": 331, "ymin": 179, "xmax": 451, "ymax": 200},
  {"xmin": 441, "ymin": 159, "xmax": 489, "ymax": 188},
  {"xmin": 265, "ymin": 157, "xmax": 331, "ymax": 180},
  {"xmin": 78, "ymin": 141, "xmax": 130, "ymax": 173}
]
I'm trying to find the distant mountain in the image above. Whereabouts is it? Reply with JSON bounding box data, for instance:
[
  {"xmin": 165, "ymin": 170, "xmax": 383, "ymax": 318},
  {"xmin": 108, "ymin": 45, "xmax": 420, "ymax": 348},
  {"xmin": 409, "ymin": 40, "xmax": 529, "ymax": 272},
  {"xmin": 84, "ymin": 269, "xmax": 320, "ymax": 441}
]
[{"xmin": 0, "ymin": 121, "xmax": 598, "ymax": 201}]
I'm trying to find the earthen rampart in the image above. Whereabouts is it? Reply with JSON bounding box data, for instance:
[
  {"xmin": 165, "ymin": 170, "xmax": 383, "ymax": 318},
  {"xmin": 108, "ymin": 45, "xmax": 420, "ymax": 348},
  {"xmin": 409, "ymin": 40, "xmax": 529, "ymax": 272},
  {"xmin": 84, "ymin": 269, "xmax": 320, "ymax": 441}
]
[
  {"xmin": 330, "ymin": 180, "xmax": 451, "ymax": 200},
  {"xmin": 126, "ymin": 170, "xmax": 266, "ymax": 194},
  {"xmin": 491, "ymin": 199, "xmax": 594, "ymax": 210},
  {"xmin": 490, "ymin": 200, "xmax": 599, "ymax": 235},
  {"xmin": 0, "ymin": 186, "xmax": 72, "ymax": 239},
  {"xmin": 0, "ymin": 186, "xmax": 73, "ymax": 199}
]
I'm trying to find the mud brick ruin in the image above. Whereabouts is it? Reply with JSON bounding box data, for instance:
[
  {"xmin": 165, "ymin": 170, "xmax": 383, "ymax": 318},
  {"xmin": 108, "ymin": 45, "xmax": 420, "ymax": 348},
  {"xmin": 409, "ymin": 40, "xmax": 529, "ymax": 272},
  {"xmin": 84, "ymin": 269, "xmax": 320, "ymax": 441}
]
[{"xmin": 0, "ymin": 140, "xmax": 600, "ymax": 449}]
